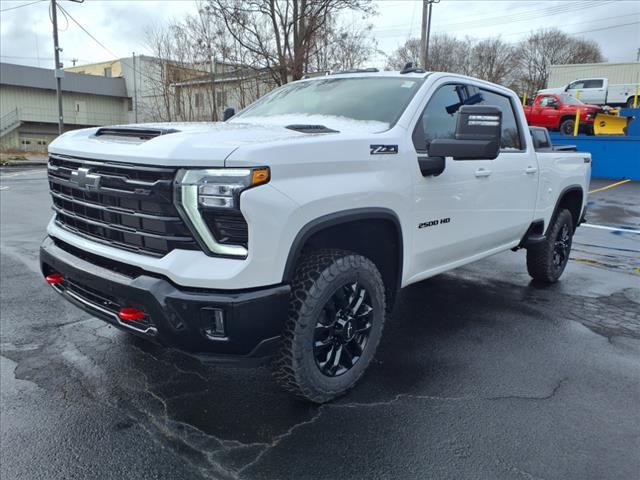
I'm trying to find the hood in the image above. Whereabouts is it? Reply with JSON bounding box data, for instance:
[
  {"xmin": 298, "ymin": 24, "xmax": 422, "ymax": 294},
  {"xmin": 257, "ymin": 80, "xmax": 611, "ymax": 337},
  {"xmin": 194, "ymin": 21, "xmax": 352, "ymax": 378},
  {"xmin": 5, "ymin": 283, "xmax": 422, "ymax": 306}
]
[{"xmin": 48, "ymin": 121, "xmax": 345, "ymax": 167}]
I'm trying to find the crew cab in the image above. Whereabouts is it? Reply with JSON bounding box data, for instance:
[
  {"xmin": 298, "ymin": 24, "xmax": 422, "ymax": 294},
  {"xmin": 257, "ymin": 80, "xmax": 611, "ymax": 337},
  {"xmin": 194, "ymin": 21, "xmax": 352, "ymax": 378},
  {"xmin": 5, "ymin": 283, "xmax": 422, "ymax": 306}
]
[
  {"xmin": 539, "ymin": 77, "xmax": 640, "ymax": 108},
  {"xmin": 40, "ymin": 70, "xmax": 591, "ymax": 403},
  {"xmin": 524, "ymin": 93, "xmax": 600, "ymax": 135}
]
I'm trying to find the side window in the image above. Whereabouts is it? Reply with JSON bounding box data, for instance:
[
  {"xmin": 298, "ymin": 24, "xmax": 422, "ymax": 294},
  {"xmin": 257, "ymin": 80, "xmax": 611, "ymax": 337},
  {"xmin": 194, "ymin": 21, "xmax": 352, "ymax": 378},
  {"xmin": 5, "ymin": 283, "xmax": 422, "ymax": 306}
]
[
  {"xmin": 414, "ymin": 84, "xmax": 464, "ymax": 150},
  {"xmin": 583, "ymin": 79, "xmax": 603, "ymax": 88},
  {"xmin": 568, "ymin": 81, "xmax": 585, "ymax": 90},
  {"xmin": 538, "ymin": 96, "xmax": 552, "ymax": 107},
  {"xmin": 479, "ymin": 88, "xmax": 523, "ymax": 151},
  {"xmin": 530, "ymin": 128, "xmax": 550, "ymax": 151}
]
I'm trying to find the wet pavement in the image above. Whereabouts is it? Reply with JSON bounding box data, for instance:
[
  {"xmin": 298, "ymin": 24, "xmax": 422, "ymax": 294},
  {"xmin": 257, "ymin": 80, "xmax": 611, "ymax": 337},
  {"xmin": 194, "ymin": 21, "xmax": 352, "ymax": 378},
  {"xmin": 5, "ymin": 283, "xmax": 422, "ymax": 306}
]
[{"xmin": 1, "ymin": 168, "xmax": 639, "ymax": 480}]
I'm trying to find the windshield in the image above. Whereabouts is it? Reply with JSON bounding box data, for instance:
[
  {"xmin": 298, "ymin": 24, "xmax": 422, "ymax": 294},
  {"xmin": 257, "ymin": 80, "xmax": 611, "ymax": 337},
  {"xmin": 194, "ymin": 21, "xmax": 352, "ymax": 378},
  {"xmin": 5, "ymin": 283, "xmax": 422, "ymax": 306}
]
[
  {"xmin": 232, "ymin": 77, "xmax": 423, "ymax": 131},
  {"xmin": 559, "ymin": 94, "xmax": 584, "ymax": 105}
]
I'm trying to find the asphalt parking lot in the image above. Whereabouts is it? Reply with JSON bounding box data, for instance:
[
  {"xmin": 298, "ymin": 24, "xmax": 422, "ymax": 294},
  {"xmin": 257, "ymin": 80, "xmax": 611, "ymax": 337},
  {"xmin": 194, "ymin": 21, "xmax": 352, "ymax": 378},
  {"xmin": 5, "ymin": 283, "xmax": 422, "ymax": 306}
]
[{"xmin": 1, "ymin": 166, "xmax": 638, "ymax": 480}]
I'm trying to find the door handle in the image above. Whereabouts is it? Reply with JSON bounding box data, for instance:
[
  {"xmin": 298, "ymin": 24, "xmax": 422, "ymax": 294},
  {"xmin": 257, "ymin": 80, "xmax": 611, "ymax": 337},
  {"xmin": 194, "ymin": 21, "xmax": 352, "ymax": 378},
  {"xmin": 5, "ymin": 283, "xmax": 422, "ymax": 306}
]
[
  {"xmin": 526, "ymin": 166, "xmax": 538, "ymax": 174},
  {"xmin": 475, "ymin": 168, "xmax": 492, "ymax": 178}
]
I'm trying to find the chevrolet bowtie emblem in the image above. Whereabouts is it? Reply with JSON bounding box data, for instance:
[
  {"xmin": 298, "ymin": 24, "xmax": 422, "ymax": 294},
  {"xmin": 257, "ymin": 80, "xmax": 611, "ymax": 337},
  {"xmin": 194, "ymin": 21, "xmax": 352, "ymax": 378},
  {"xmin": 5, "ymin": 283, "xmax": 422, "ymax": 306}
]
[{"xmin": 70, "ymin": 167, "xmax": 101, "ymax": 189}]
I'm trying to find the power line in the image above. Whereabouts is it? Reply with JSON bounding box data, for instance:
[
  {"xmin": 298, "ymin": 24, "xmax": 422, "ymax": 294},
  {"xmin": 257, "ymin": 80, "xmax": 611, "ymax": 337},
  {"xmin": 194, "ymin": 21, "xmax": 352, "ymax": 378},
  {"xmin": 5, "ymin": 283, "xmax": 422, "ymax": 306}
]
[
  {"xmin": 56, "ymin": 3, "xmax": 119, "ymax": 59},
  {"xmin": 374, "ymin": 0, "xmax": 615, "ymax": 36},
  {"xmin": 56, "ymin": 3, "xmax": 164, "ymax": 88},
  {"xmin": 0, "ymin": 0, "xmax": 45, "ymax": 13}
]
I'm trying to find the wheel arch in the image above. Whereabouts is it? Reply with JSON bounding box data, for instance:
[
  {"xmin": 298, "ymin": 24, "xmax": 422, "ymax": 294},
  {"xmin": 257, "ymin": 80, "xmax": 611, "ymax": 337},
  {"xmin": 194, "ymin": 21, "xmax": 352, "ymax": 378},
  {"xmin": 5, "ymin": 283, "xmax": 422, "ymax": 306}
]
[
  {"xmin": 282, "ymin": 208, "xmax": 404, "ymax": 309},
  {"xmin": 548, "ymin": 185, "xmax": 584, "ymax": 234}
]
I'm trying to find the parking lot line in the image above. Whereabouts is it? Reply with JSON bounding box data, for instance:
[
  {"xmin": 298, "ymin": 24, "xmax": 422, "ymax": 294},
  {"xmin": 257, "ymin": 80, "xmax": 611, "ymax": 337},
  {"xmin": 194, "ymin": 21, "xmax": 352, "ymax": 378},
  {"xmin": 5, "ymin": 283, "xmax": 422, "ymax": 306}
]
[
  {"xmin": 583, "ymin": 223, "xmax": 640, "ymax": 234},
  {"xmin": 0, "ymin": 169, "xmax": 45, "ymax": 179},
  {"xmin": 588, "ymin": 179, "xmax": 631, "ymax": 194}
]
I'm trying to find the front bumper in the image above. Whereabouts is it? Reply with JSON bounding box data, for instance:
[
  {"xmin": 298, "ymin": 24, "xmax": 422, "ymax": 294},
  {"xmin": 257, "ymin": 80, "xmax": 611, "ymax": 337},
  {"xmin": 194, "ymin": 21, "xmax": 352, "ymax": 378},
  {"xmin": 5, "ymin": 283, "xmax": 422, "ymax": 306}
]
[{"xmin": 40, "ymin": 236, "xmax": 290, "ymax": 365}]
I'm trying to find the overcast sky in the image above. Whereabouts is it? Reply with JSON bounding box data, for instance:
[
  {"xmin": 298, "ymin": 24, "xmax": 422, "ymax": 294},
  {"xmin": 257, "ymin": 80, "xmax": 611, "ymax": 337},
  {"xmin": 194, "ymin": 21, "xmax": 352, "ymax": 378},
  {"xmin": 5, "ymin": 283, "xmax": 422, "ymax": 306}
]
[{"xmin": 1, "ymin": 0, "xmax": 638, "ymax": 70}]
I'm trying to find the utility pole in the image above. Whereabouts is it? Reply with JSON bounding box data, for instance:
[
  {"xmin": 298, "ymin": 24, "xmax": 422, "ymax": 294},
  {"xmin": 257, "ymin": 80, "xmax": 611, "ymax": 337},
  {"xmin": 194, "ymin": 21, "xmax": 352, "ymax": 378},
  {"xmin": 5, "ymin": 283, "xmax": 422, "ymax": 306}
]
[
  {"xmin": 133, "ymin": 52, "xmax": 138, "ymax": 123},
  {"xmin": 51, "ymin": 0, "xmax": 64, "ymax": 134},
  {"xmin": 419, "ymin": 0, "xmax": 428, "ymax": 69},
  {"xmin": 420, "ymin": 0, "xmax": 440, "ymax": 69}
]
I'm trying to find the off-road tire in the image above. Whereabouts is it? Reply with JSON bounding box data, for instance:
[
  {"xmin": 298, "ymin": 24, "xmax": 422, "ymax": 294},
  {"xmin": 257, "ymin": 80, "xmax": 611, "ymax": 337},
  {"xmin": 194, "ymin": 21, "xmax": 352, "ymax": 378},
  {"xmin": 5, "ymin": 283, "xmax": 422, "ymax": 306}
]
[
  {"xmin": 526, "ymin": 209, "xmax": 574, "ymax": 283},
  {"xmin": 272, "ymin": 249, "xmax": 386, "ymax": 403},
  {"xmin": 559, "ymin": 118, "xmax": 575, "ymax": 135}
]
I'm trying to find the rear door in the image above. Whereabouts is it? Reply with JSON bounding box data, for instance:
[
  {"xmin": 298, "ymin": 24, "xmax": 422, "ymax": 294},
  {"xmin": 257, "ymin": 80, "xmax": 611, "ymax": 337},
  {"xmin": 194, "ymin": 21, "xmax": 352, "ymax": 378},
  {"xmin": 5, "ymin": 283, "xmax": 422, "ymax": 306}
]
[
  {"xmin": 579, "ymin": 79, "xmax": 606, "ymax": 104},
  {"xmin": 472, "ymin": 86, "xmax": 539, "ymax": 244},
  {"xmin": 566, "ymin": 79, "xmax": 605, "ymax": 104}
]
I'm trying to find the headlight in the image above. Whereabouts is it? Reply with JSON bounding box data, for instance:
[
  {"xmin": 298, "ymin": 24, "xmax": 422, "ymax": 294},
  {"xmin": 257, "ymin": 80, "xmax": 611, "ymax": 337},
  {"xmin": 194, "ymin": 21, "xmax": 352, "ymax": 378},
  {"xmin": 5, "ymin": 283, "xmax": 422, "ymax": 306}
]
[{"xmin": 174, "ymin": 167, "xmax": 269, "ymax": 257}]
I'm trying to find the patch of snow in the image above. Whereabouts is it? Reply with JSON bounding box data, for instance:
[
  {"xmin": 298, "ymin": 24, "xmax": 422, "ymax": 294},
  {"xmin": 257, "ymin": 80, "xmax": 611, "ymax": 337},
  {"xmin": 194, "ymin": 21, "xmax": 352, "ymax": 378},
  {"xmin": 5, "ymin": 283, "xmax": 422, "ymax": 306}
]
[{"xmin": 232, "ymin": 114, "xmax": 390, "ymax": 133}]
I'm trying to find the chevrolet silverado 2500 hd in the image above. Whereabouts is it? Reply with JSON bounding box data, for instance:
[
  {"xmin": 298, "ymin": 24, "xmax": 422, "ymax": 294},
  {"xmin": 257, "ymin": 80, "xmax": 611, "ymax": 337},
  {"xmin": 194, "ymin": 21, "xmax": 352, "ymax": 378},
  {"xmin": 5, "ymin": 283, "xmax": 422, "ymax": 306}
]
[{"xmin": 40, "ymin": 70, "xmax": 591, "ymax": 403}]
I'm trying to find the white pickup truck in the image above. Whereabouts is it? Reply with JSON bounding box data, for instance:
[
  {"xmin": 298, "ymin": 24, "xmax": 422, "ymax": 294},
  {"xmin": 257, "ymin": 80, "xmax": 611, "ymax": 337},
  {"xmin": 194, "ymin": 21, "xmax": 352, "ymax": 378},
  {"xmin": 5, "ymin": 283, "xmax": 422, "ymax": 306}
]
[
  {"xmin": 41, "ymin": 69, "xmax": 591, "ymax": 403},
  {"xmin": 539, "ymin": 77, "xmax": 640, "ymax": 107}
]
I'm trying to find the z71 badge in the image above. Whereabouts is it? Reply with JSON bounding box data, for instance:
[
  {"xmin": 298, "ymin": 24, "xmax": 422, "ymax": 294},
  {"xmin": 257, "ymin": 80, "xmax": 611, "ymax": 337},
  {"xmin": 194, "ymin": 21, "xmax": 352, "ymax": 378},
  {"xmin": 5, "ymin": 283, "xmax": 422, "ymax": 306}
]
[{"xmin": 370, "ymin": 144, "xmax": 398, "ymax": 155}]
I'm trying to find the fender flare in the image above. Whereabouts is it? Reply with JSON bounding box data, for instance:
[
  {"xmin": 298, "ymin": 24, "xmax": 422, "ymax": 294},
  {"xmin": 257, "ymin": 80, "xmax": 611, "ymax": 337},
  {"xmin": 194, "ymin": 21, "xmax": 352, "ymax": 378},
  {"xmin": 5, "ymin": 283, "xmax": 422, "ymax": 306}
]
[
  {"xmin": 547, "ymin": 184, "xmax": 584, "ymax": 234},
  {"xmin": 281, "ymin": 207, "xmax": 404, "ymax": 291}
]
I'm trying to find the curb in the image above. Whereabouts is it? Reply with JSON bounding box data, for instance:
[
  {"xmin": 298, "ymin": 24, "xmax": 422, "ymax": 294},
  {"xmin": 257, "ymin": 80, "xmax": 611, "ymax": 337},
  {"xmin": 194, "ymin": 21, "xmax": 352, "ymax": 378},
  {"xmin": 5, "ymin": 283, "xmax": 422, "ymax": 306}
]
[{"xmin": 1, "ymin": 161, "xmax": 48, "ymax": 167}]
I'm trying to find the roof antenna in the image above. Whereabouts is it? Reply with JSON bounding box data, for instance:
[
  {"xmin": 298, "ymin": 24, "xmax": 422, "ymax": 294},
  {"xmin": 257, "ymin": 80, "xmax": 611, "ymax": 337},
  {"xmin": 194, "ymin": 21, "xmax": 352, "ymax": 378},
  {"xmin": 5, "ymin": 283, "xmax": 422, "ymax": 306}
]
[{"xmin": 400, "ymin": 62, "xmax": 425, "ymax": 74}]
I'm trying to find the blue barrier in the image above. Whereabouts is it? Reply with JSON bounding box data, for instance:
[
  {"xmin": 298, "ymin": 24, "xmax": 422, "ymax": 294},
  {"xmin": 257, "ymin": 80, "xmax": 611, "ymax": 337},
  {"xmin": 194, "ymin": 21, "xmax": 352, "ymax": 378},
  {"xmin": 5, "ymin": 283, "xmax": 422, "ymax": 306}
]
[{"xmin": 549, "ymin": 108, "xmax": 639, "ymax": 180}]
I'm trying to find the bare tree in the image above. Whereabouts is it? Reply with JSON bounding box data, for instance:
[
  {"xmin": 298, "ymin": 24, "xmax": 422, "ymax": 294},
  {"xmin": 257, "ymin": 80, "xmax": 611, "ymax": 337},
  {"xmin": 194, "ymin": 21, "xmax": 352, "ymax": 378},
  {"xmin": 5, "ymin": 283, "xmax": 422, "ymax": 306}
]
[
  {"xmin": 469, "ymin": 37, "xmax": 518, "ymax": 85},
  {"xmin": 385, "ymin": 37, "xmax": 420, "ymax": 70},
  {"xmin": 516, "ymin": 28, "xmax": 605, "ymax": 97},
  {"xmin": 308, "ymin": 19, "xmax": 378, "ymax": 72},
  {"xmin": 385, "ymin": 34, "xmax": 473, "ymax": 74},
  {"xmin": 203, "ymin": 0, "xmax": 376, "ymax": 85}
]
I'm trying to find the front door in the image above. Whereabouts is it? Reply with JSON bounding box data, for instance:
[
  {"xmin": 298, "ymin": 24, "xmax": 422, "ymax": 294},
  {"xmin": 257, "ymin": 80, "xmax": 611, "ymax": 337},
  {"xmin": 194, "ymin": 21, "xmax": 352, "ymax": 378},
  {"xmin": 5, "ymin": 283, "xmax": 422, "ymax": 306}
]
[{"xmin": 408, "ymin": 82, "xmax": 494, "ymax": 282}]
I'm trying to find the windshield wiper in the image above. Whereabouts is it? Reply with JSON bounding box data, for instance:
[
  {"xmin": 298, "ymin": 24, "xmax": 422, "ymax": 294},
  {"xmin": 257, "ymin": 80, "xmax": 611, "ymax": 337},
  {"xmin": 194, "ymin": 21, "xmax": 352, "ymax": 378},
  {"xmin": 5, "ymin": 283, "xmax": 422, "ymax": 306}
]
[{"xmin": 285, "ymin": 124, "xmax": 340, "ymax": 134}]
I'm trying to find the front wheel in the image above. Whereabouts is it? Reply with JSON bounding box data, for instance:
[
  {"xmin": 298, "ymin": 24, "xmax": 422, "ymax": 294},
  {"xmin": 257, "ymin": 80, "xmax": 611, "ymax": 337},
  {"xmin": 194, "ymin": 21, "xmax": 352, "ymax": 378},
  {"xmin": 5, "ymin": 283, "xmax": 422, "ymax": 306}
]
[
  {"xmin": 526, "ymin": 209, "xmax": 574, "ymax": 283},
  {"xmin": 272, "ymin": 249, "xmax": 386, "ymax": 403},
  {"xmin": 559, "ymin": 118, "xmax": 575, "ymax": 135},
  {"xmin": 627, "ymin": 97, "xmax": 638, "ymax": 108}
]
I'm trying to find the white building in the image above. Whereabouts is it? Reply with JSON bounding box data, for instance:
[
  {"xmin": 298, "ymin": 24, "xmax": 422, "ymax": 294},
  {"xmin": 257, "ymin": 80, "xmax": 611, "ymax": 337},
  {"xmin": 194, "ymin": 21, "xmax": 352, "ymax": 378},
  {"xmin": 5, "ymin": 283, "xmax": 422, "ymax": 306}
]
[
  {"xmin": 548, "ymin": 62, "xmax": 640, "ymax": 88},
  {"xmin": 0, "ymin": 62, "xmax": 129, "ymax": 152}
]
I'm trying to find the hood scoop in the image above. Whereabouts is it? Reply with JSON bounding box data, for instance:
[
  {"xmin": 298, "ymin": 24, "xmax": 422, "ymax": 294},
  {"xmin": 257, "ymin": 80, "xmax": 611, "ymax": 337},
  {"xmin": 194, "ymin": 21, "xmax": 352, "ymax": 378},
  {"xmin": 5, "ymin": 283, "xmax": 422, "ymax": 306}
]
[
  {"xmin": 94, "ymin": 127, "xmax": 180, "ymax": 141},
  {"xmin": 285, "ymin": 124, "xmax": 339, "ymax": 134}
]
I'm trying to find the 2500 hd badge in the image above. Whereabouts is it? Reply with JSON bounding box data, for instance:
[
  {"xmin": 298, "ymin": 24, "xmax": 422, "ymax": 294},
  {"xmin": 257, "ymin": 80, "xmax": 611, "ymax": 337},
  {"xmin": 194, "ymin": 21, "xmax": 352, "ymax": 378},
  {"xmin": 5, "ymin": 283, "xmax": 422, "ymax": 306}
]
[{"xmin": 419, "ymin": 217, "xmax": 451, "ymax": 229}]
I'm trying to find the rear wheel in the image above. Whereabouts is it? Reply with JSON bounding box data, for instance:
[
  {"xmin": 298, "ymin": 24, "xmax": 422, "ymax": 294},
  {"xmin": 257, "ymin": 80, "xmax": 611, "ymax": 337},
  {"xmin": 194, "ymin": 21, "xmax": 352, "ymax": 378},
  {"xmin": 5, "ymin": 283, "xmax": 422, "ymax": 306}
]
[
  {"xmin": 272, "ymin": 249, "xmax": 385, "ymax": 403},
  {"xmin": 627, "ymin": 97, "xmax": 637, "ymax": 108},
  {"xmin": 559, "ymin": 118, "xmax": 575, "ymax": 135},
  {"xmin": 526, "ymin": 209, "xmax": 574, "ymax": 283}
]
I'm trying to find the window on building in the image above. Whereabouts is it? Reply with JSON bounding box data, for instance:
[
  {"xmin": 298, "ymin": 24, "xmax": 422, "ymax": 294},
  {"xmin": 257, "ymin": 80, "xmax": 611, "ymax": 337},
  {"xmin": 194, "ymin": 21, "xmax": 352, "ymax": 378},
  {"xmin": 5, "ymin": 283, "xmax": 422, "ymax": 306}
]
[
  {"xmin": 175, "ymin": 93, "xmax": 182, "ymax": 115},
  {"xmin": 216, "ymin": 90, "xmax": 227, "ymax": 107},
  {"xmin": 104, "ymin": 67, "xmax": 112, "ymax": 77},
  {"xmin": 194, "ymin": 92, "xmax": 204, "ymax": 108},
  {"xmin": 127, "ymin": 98, "xmax": 133, "ymax": 112}
]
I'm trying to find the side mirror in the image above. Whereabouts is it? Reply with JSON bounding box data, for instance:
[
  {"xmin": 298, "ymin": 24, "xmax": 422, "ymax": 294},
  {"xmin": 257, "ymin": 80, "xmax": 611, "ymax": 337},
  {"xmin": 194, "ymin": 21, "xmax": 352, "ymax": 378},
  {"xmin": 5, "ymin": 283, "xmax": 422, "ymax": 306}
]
[
  {"xmin": 429, "ymin": 105, "xmax": 502, "ymax": 161},
  {"xmin": 223, "ymin": 107, "xmax": 235, "ymax": 121},
  {"xmin": 565, "ymin": 85, "xmax": 571, "ymax": 92}
]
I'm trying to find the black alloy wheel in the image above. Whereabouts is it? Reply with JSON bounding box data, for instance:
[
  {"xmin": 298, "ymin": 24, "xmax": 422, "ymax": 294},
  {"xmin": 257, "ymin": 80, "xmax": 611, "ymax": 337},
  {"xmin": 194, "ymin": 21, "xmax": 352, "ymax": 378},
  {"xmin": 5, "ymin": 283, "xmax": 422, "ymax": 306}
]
[
  {"xmin": 313, "ymin": 282, "xmax": 373, "ymax": 377},
  {"xmin": 552, "ymin": 223, "xmax": 572, "ymax": 273}
]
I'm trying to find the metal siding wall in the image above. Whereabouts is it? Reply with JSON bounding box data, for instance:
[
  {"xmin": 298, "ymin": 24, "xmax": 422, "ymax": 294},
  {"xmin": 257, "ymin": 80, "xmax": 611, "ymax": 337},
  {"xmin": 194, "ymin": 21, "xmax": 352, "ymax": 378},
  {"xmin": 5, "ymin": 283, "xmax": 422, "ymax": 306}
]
[
  {"xmin": 548, "ymin": 63, "xmax": 640, "ymax": 87},
  {"xmin": 0, "ymin": 85, "xmax": 127, "ymax": 126}
]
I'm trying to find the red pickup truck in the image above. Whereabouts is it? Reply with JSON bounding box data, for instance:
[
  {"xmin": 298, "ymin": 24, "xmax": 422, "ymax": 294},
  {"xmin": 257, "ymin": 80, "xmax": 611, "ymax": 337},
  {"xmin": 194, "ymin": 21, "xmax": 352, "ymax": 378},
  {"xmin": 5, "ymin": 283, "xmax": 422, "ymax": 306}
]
[{"xmin": 524, "ymin": 93, "xmax": 600, "ymax": 135}]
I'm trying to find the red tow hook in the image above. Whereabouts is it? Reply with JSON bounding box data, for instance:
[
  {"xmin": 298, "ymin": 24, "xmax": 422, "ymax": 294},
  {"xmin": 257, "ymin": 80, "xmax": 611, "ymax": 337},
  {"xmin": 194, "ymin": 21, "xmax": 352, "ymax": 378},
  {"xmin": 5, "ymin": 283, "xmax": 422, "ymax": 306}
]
[
  {"xmin": 45, "ymin": 273, "xmax": 65, "ymax": 285},
  {"xmin": 118, "ymin": 307, "xmax": 146, "ymax": 321}
]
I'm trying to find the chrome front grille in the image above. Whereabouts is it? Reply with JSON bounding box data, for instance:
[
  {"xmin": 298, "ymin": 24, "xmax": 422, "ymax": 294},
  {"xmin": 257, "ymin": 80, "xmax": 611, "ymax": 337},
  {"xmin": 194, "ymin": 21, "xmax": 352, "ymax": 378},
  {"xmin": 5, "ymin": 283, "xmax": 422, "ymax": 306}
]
[{"xmin": 48, "ymin": 154, "xmax": 199, "ymax": 256}]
